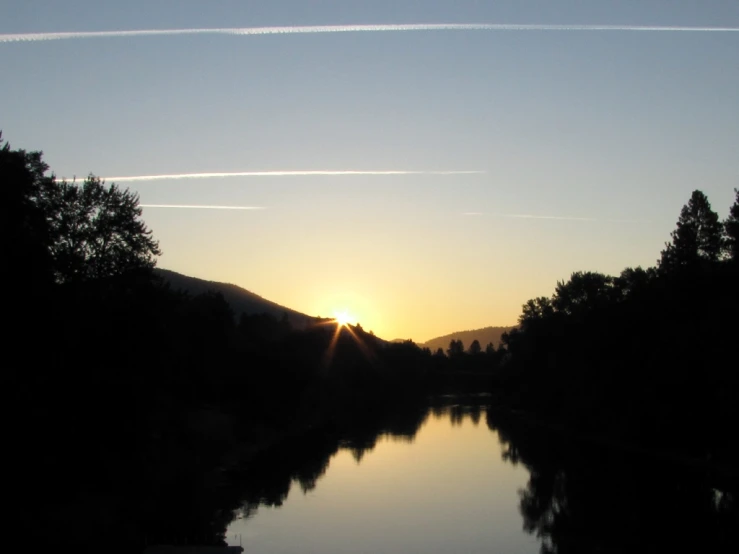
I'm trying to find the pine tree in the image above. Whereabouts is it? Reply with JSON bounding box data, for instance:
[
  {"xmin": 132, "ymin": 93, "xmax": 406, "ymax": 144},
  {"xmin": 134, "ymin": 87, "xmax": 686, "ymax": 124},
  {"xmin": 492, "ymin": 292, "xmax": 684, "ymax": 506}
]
[{"xmin": 659, "ymin": 190, "xmax": 723, "ymax": 271}]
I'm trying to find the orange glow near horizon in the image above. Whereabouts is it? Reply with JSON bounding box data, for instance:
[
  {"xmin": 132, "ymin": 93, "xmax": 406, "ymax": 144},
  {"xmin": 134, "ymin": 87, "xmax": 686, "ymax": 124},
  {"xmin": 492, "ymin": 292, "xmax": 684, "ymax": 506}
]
[
  {"xmin": 7, "ymin": 6, "xmax": 738, "ymax": 345},
  {"xmin": 333, "ymin": 310, "xmax": 356, "ymax": 327}
]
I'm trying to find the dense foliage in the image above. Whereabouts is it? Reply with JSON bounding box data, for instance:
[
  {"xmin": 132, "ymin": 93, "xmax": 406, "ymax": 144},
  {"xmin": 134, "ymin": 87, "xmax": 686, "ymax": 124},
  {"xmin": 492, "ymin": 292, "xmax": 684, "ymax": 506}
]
[{"xmin": 498, "ymin": 188, "xmax": 739, "ymax": 465}]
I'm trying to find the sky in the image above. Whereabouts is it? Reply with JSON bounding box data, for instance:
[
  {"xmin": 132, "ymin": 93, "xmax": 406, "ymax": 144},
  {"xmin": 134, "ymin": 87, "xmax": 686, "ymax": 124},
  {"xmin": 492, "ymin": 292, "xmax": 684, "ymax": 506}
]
[{"xmin": 1, "ymin": 1, "xmax": 738, "ymax": 341}]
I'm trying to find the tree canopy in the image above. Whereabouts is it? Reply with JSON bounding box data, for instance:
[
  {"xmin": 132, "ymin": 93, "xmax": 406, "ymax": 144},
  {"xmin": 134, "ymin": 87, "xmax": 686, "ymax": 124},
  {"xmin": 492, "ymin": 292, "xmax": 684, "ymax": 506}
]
[
  {"xmin": 1, "ymin": 135, "xmax": 160, "ymax": 285},
  {"xmin": 45, "ymin": 175, "xmax": 161, "ymax": 283},
  {"xmin": 447, "ymin": 339, "xmax": 465, "ymax": 358},
  {"xmin": 499, "ymin": 187, "xmax": 739, "ymax": 473},
  {"xmin": 552, "ymin": 271, "xmax": 615, "ymax": 316}
]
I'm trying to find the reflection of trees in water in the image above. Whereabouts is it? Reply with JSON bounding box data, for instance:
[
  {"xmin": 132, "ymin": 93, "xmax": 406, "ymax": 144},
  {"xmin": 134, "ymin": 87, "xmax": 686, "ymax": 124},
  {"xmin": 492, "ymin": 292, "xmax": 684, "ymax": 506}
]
[
  {"xmin": 227, "ymin": 407, "xmax": 427, "ymax": 524},
  {"xmin": 487, "ymin": 411, "xmax": 738, "ymax": 553},
  {"xmin": 450, "ymin": 405, "xmax": 465, "ymax": 426},
  {"xmin": 431, "ymin": 403, "xmax": 447, "ymax": 418},
  {"xmin": 429, "ymin": 395, "xmax": 489, "ymax": 427},
  {"xmin": 125, "ymin": 399, "xmax": 434, "ymax": 547},
  {"xmin": 229, "ymin": 396, "xmax": 490, "ymax": 526},
  {"xmin": 448, "ymin": 404, "xmax": 483, "ymax": 426}
]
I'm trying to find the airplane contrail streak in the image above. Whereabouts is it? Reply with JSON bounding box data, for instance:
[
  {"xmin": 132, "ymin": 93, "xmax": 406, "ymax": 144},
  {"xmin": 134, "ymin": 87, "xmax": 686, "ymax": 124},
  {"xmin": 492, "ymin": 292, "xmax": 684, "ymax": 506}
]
[
  {"xmin": 499, "ymin": 213, "xmax": 600, "ymax": 221},
  {"xmin": 87, "ymin": 170, "xmax": 484, "ymax": 183},
  {"xmin": 2, "ymin": 23, "xmax": 738, "ymax": 43},
  {"xmin": 465, "ymin": 212, "xmax": 638, "ymax": 223},
  {"xmin": 140, "ymin": 204, "xmax": 265, "ymax": 210}
]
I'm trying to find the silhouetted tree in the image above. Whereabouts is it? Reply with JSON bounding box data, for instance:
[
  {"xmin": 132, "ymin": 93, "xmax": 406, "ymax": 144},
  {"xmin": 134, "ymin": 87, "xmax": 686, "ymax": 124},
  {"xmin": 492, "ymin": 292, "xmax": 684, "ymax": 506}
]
[
  {"xmin": 518, "ymin": 297, "xmax": 554, "ymax": 328},
  {"xmin": 552, "ymin": 271, "xmax": 614, "ymax": 316},
  {"xmin": 44, "ymin": 175, "xmax": 161, "ymax": 283},
  {"xmin": 497, "ymin": 188, "xmax": 739, "ymax": 467},
  {"xmin": 485, "ymin": 342, "xmax": 496, "ymax": 356},
  {"xmin": 468, "ymin": 339, "xmax": 482, "ymax": 355},
  {"xmin": 0, "ymin": 133, "xmax": 55, "ymax": 289},
  {"xmin": 613, "ymin": 266, "xmax": 656, "ymax": 298},
  {"xmin": 1, "ymin": 134, "xmax": 59, "ymax": 365},
  {"xmin": 725, "ymin": 188, "xmax": 739, "ymax": 261},
  {"xmin": 446, "ymin": 339, "xmax": 464, "ymax": 358},
  {"xmin": 659, "ymin": 190, "xmax": 723, "ymax": 271},
  {"xmin": 1, "ymin": 135, "xmax": 160, "ymax": 286}
]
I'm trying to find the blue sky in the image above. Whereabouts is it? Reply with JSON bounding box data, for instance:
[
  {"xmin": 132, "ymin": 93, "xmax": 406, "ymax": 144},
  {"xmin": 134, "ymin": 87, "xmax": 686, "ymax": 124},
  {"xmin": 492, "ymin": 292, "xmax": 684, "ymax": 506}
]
[{"xmin": 2, "ymin": 1, "xmax": 738, "ymax": 340}]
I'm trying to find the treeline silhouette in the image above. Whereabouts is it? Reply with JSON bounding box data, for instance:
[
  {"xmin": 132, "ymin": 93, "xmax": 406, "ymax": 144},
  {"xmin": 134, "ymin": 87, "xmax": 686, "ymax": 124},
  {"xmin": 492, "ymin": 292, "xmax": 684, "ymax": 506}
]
[
  {"xmin": 421, "ymin": 325, "xmax": 514, "ymax": 355},
  {"xmin": 494, "ymin": 189, "xmax": 739, "ymax": 469}
]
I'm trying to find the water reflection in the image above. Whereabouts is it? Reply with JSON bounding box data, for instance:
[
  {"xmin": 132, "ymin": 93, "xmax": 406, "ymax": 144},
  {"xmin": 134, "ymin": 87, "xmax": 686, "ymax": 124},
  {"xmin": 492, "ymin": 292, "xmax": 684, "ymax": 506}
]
[
  {"xmin": 447, "ymin": 402, "xmax": 483, "ymax": 426},
  {"xmin": 229, "ymin": 395, "xmax": 487, "ymax": 524},
  {"xmin": 486, "ymin": 411, "xmax": 738, "ymax": 553},
  {"xmin": 223, "ymin": 394, "xmax": 533, "ymax": 554},
  {"xmin": 214, "ymin": 397, "xmax": 739, "ymax": 554}
]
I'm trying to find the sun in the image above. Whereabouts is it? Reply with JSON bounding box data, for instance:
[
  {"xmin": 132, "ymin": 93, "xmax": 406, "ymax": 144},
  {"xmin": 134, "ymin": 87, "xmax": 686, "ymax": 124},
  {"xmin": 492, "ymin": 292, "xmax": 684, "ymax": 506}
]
[{"xmin": 333, "ymin": 310, "xmax": 355, "ymax": 327}]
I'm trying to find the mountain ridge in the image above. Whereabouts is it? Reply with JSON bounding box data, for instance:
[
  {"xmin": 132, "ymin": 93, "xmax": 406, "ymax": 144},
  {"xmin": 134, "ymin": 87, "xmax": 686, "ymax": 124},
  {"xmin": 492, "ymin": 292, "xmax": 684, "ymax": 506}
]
[
  {"xmin": 421, "ymin": 325, "xmax": 516, "ymax": 353},
  {"xmin": 154, "ymin": 268, "xmax": 315, "ymax": 329}
]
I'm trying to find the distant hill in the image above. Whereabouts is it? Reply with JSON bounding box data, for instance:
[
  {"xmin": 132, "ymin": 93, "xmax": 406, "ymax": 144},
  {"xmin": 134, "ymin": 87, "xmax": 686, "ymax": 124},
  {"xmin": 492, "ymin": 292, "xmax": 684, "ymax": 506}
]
[
  {"xmin": 155, "ymin": 268, "xmax": 315, "ymax": 329},
  {"xmin": 422, "ymin": 326, "xmax": 516, "ymax": 353}
]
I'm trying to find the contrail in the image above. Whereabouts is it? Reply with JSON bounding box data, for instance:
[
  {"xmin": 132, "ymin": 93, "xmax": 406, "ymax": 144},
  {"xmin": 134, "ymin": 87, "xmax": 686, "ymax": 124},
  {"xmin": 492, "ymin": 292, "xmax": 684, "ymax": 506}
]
[
  {"xmin": 465, "ymin": 212, "xmax": 638, "ymax": 223},
  {"xmin": 87, "ymin": 169, "xmax": 484, "ymax": 183},
  {"xmin": 498, "ymin": 213, "xmax": 601, "ymax": 222},
  {"xmin": 2, "ymin": 23, "xmax": 738, "ymax": 43},
  {"xmin": 140, "ymin": 204, "xmax": 265, "ymax": 210}
]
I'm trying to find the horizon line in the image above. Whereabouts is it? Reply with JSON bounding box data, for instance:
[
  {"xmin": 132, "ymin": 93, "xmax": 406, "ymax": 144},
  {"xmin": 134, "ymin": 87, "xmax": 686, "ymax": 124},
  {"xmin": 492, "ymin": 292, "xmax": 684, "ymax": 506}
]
[
  {"xmin": 3, "ymin": 23, "xmax": 739, "ymax": 43},
  {"xmin": 140, "ymin": 204, "xmax": 266, "ymax": 210}
]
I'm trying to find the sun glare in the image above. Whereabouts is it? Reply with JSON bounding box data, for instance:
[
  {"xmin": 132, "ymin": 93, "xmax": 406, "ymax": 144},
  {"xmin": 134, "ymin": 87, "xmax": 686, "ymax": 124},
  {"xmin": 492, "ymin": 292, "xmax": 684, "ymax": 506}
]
[{"xmin": 333, "ymin": 310, "xmax": 354, "ymax": 327}]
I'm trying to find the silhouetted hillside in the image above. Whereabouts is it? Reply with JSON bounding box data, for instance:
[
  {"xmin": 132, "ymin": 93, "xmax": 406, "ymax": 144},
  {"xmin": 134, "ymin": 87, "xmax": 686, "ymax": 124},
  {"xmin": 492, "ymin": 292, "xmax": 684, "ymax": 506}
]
[
  {"xmin": 422, "ymin": 326, "xmax": 515, "ymax": 353},
  {"xmin": 155, "ymin": 268, "xmax": 315, "ymax": 328}
]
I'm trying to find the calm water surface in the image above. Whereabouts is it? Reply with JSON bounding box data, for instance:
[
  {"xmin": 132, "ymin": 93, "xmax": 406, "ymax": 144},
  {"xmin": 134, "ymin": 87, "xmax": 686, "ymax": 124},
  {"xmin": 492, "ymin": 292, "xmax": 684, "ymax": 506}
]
[{"xmin": 225, "ymin": 404, "xmax": 540, "ymax": 554}]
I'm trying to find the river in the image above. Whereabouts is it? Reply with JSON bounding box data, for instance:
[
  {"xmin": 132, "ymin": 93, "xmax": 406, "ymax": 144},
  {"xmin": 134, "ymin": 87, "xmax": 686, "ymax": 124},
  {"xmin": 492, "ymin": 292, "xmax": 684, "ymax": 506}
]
[{"xmin": 225, "ymin": 400, "xmax": 538, "ymax": 553}]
